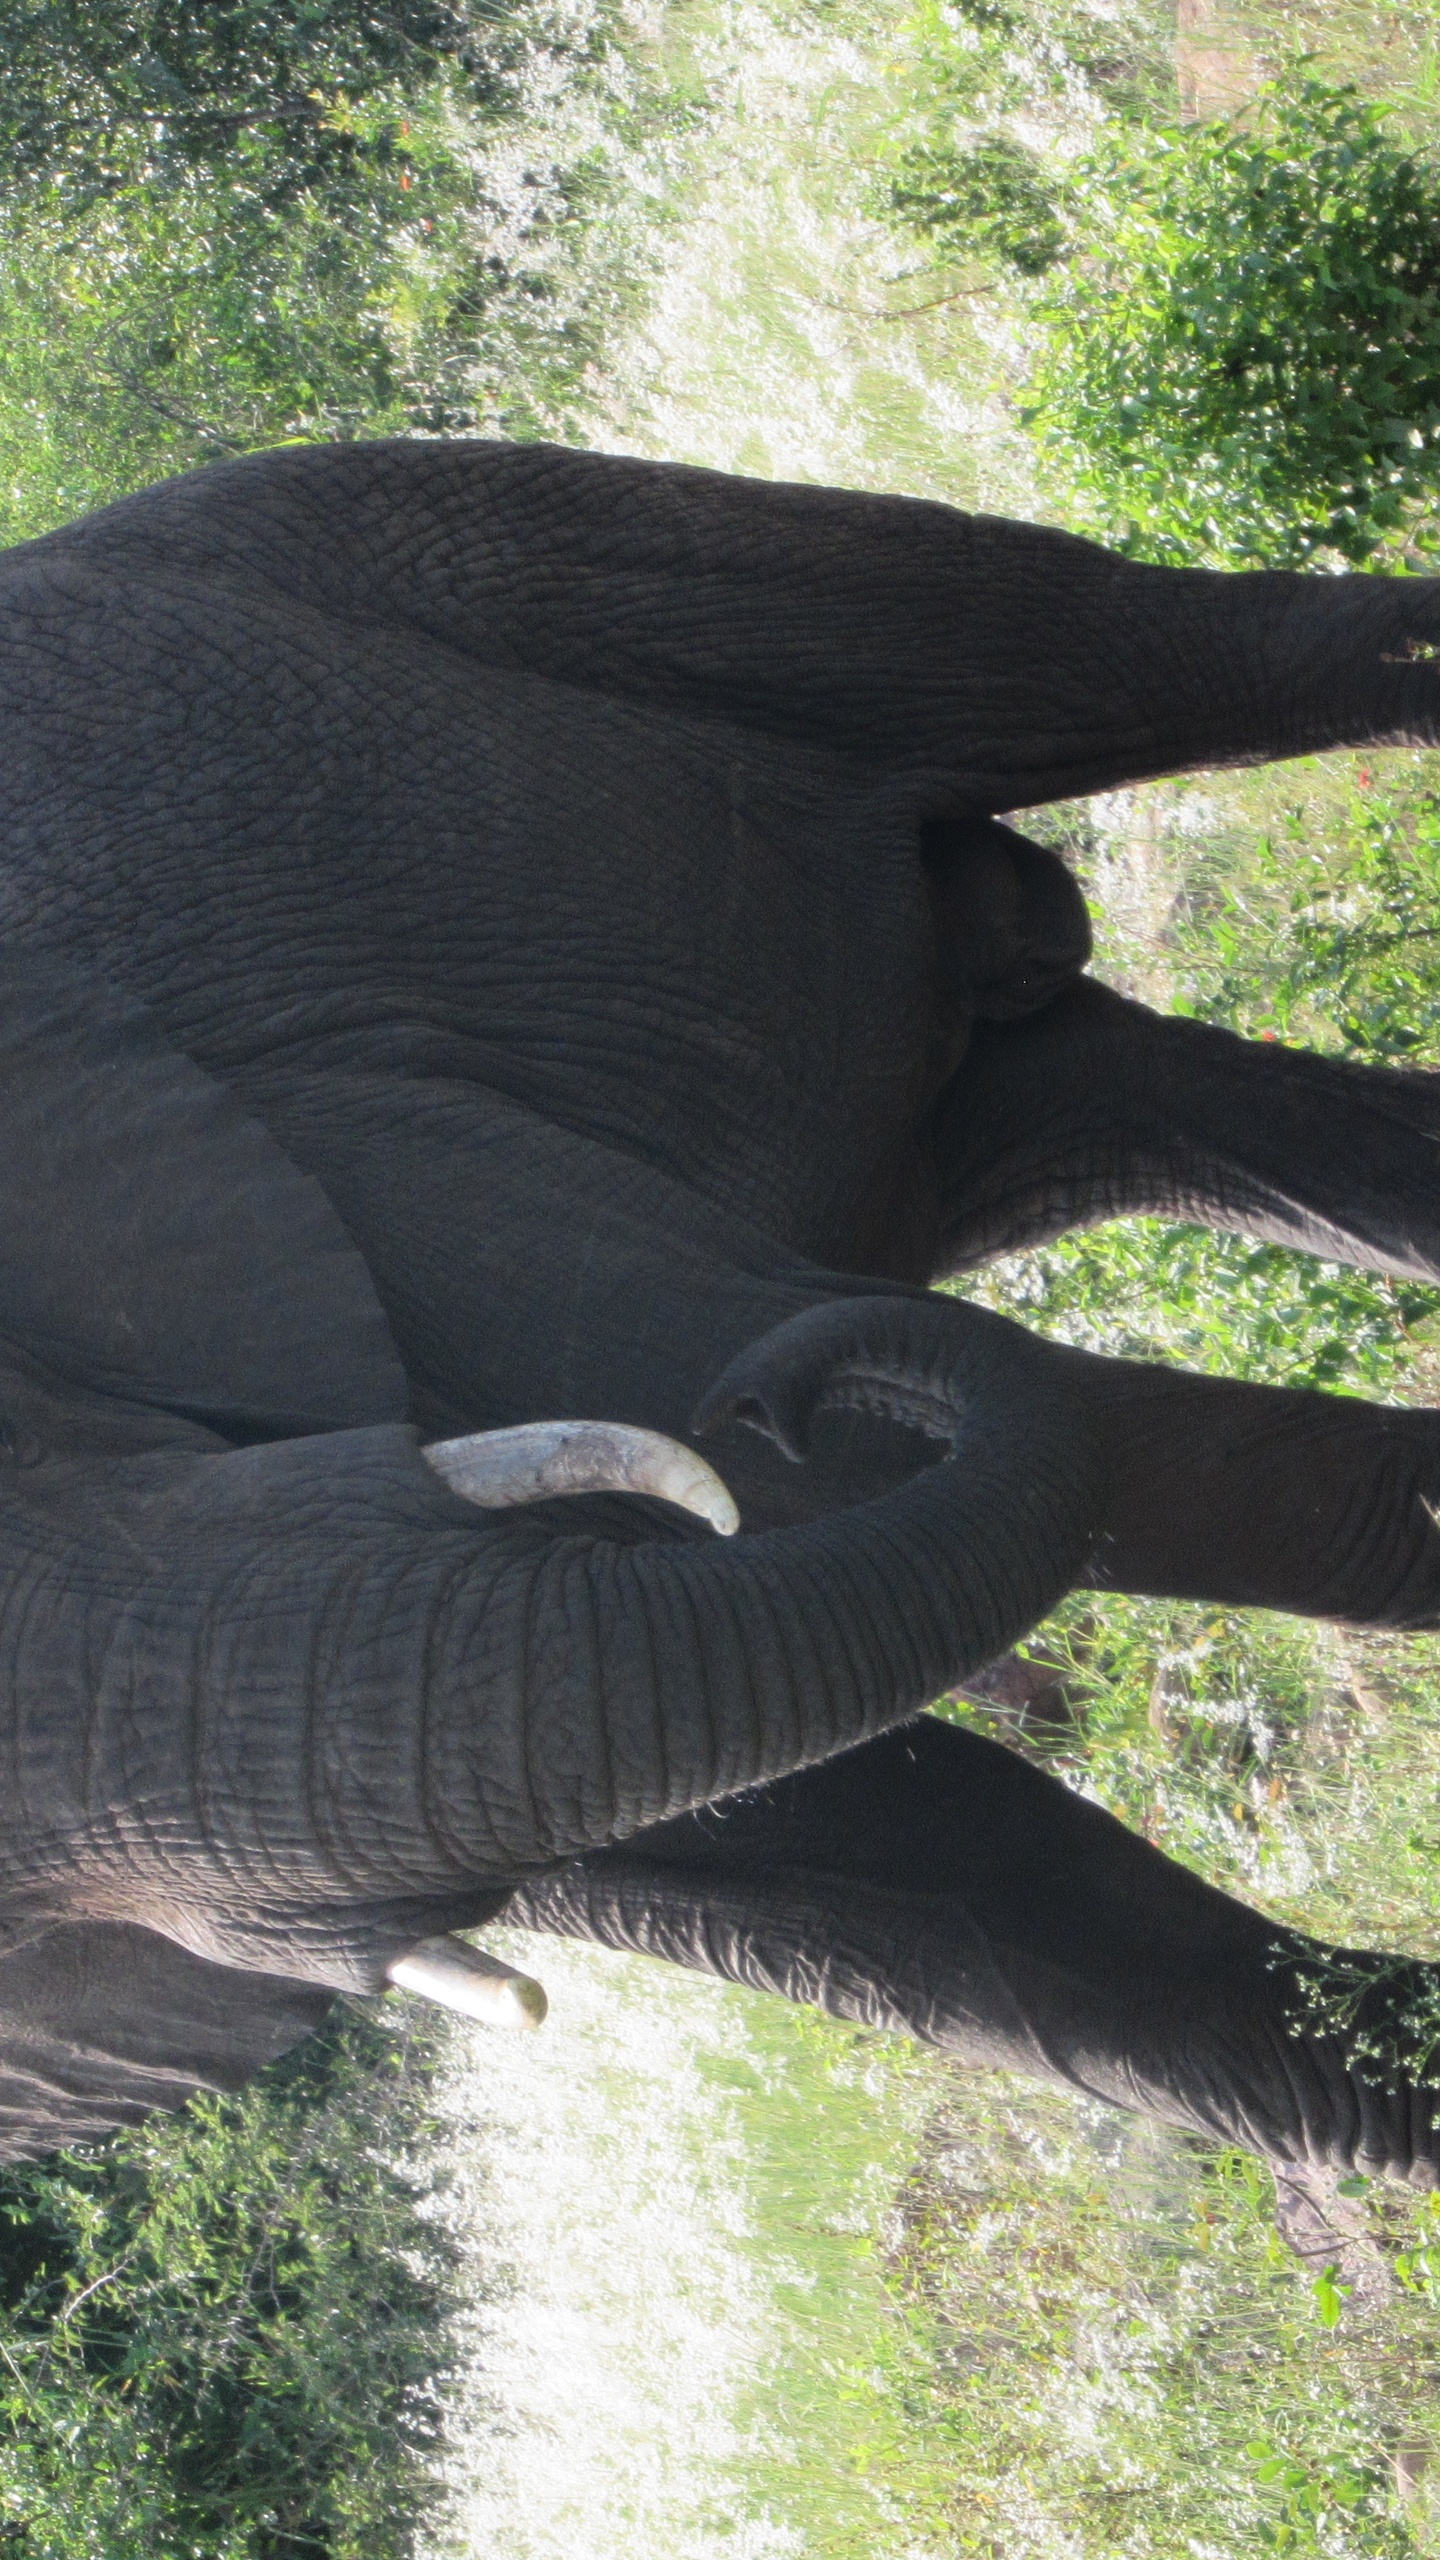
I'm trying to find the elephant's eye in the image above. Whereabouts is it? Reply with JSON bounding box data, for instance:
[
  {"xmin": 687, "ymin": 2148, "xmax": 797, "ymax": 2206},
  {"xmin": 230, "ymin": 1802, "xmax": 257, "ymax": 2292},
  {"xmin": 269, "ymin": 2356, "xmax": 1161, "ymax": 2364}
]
[{"xmin": 0, "ymin": 1417, "xmax": 43, "ymax": 1467}]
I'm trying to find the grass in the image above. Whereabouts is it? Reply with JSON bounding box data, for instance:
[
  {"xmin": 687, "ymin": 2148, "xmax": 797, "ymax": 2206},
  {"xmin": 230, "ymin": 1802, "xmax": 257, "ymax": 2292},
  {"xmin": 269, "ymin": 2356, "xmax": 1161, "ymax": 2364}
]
[
  {"xmin": 702, "ymin": 1995, "xmax": 955, "ymax": 2553},
  {"xmin": 884, "ymin": 2085, "xmax": 1440, "ymax": 2558},
  {"xmin": 1173, "ymin": 0, "xmax": 1440, "ymax": 143},
  {"xmin": 407, "ymin": 1925, "xmax": 958, "ymax": 2560}
]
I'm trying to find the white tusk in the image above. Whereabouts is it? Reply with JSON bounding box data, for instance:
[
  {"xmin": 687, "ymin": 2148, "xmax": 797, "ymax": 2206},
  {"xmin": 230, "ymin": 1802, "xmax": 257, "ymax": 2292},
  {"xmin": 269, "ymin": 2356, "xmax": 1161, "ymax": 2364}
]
[
  {"xmin": 386, "ymin": 1935, "xmax": 548, "ymax": 2029},
  {"xmin": 422, "ymin": 1420, "xmax": 740, "ymax": 1536}
]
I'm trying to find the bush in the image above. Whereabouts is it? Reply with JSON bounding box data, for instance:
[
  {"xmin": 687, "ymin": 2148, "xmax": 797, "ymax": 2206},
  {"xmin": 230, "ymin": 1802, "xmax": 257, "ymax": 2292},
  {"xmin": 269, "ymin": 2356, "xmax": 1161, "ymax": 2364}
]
[
  {"xmin": 0, "ymin": 0, "xmax": 692, "ymax": 541},
  {"xmin": 0, "ymin": 2003, "xmax": 466, "ymax": 2560},
  {"xmin": 880, "ymin": 131, "xmax": 1069, "ymax": 275},
  {"xmin": 1022, "ymin": 76, "xmax": 1440, "ymax": 567}
]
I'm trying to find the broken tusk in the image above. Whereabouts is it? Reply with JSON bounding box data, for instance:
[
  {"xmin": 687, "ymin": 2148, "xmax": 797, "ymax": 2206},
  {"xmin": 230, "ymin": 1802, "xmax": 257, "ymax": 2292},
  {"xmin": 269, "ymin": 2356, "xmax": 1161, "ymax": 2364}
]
[
  {"xmin": 386, "ymin": 1935, "xmax": 549, "ymax": 2028},
  {"xmin": 422, "ymin": 1419, "xmax": 740, "ymax": 1535}
]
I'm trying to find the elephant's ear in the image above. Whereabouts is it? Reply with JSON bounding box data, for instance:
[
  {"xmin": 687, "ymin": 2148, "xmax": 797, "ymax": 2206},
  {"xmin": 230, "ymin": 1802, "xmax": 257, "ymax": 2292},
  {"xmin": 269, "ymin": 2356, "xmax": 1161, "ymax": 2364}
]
[
  {"xmin": 0, "ymin": 1921, "xmax": 336, "ymax": 2160},
  {"xmin": 0, "ymin": 956, "xmax": 407, "ymax": 1435}
]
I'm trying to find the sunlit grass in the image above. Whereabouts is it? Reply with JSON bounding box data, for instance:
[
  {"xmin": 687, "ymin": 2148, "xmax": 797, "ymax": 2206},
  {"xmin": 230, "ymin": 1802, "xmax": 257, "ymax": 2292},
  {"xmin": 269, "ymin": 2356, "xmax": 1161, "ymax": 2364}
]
[
  {"xmin": 885, "ymin": 2088, "xmax": 1440, "ymax": 2559},
  {"xmin": 603, "ymin": 0, "xmax": 1034, "ymax": 509},
  {"xmin": 412, "ymin": 1934, "xmax": 954, "ymax": 2558}
]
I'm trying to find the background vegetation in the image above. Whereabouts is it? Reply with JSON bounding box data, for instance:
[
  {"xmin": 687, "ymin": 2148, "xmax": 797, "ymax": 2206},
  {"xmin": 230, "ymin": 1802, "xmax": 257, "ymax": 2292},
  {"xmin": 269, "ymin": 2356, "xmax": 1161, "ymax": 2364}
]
[
  {"xmin": 880, "ymin": 66, "xmax": 1440, "ymax": 566},
  {"xmin": 0, "ymin": 2005, "xmax": 465, "ymax": 2558},
  {"xmin": 1022, "ymin": 77, "xmax": 1440, "ymax": 566},
  {"xmin": 0, "ymin": 0, "xmax": 697, "ymax": 542}
]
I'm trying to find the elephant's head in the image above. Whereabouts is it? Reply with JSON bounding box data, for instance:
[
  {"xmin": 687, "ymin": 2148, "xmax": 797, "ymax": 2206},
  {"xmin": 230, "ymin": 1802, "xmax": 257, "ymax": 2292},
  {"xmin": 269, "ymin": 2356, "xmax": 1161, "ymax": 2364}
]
[
  {"xmin": 0, "ymin": 954, "xmax": 1102, "ymax": 2154},
  {"xmin": 8, "ymin": 945, "xmax": 1440, "ymax": 2189}
]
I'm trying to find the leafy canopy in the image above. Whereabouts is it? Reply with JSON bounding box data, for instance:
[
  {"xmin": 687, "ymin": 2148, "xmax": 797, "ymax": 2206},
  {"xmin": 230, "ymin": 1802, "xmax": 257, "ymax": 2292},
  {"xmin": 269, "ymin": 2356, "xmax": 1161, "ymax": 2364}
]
[
  {"xmin": 0, "ymin": 0, "xmax": 499, "ymax": 205},
  {"xmin": 1022, "ymin": 77, "xmax": 1440, "ymax": 567},
  {"xmin": 0, "ymin": 0, "xmax": 687, "ymax": 540},
  {"xmin": 0, "ymin": 2003, "xmax": 465, "ymax": 2559}
]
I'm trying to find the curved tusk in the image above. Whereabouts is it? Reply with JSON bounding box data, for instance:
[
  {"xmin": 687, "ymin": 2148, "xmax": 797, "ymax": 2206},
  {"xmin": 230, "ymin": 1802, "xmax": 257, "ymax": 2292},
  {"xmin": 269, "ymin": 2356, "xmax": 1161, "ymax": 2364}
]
[
  {"xmin": 422, "ymin": 1420, "xmax": 740, "ymax": 1536},
  {"xmin": 386, "ymin": 1936, "xmax": 548, "ymax": 2029}
]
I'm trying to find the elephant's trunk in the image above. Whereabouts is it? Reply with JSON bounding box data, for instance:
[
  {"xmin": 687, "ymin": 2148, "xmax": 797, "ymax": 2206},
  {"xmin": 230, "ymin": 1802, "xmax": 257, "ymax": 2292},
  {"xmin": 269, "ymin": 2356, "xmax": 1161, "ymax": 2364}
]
[
  {"xmin": 416, "ymin": 1298, "xmax": 1102, "ymax": 1876},
  {"xmin": 0, "ymin": 1299, "xmax": 1099, "ymax": 1994}
]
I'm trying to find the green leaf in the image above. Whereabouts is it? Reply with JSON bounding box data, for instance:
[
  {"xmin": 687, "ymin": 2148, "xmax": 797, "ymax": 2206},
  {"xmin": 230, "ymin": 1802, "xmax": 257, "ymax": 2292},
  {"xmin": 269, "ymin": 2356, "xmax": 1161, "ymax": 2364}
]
[{"xmin": 1311, "ymin": 2263, "xmax": 1351, "ymax": 2327}]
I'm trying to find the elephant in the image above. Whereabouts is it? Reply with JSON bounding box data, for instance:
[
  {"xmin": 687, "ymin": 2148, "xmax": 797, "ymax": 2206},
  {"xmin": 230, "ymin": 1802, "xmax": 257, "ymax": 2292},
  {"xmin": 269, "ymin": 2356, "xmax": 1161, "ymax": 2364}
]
[{"xmin": 3, "ymin": 435, "xmax": 1440, "ymax": 2181}]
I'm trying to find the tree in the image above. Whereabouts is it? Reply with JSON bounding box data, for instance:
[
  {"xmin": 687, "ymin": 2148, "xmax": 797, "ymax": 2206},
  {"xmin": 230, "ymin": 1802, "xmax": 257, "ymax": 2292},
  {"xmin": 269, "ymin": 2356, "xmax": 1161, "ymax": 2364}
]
[
  {"xmin": 881, "ymin": 131, "xmax": 1069, "ymax": 278},
  {"xmin": 1021, "ymin": 78, "xmax": 1440, "ymax": 568},
  {"xmin": 0, "ymin": 0, "xmax": 688, "ymax": 541},
  {"xmin": 0, "ymin": 1, "xmax": 508, "ymax": 207}
]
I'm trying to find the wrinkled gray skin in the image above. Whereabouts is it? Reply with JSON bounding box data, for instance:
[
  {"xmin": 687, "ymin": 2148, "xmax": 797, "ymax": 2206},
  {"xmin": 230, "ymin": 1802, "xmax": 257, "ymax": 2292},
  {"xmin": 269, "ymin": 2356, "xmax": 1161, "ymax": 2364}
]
[{"xmin": 2, "ymin": 441, "xmax": 1440, "ymax": 2176}]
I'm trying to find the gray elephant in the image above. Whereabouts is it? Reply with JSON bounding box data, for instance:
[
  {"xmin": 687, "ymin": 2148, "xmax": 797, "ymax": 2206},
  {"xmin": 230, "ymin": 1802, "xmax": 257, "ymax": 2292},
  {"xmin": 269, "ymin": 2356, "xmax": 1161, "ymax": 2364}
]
[{"xmin": 1, "ymin": 436, "xmax": 1440, "ymax": 2178}]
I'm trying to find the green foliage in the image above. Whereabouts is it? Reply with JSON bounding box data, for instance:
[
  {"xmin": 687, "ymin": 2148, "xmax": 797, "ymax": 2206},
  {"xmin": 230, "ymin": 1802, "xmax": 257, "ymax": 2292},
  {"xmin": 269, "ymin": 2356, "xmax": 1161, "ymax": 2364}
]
[
  {"xmin": 964, "ymin": 1217, "xmax": 1432, "ymax": 1393},
  {"xmin": 1287, "ymin": 1943, "xmax": 1440, "ymax": 2096},
  {"xmin": 0, "ymin": 0, "xmax": 498, "ymax": 207},
  {"xmin": 1394, "ymin": 2189, "xmax": 1440, "ymax": 2298},
  {"xmin": 884, "ymin": 0, "xmax": 1172, "ymax": 134},
  {"xmin": 0, "ymin": 2002, "xmax": 465, "ymax": 2559},
  {"xmin": 0, "ymin": 0, "xmax": 690, "ymax": 539},
  {"xmin": 1244, "ymin": 2428, "xmax": 1373, "ymax": 2546},
  {"xmin": 880, "ymin": 131, "xmax": 1068, "ymax": 274},
  {"xmin": 1173, "ymin": 779, "xmax": 1440, "ymax": 1062},
  {"xmin": 870, "ymin": 0, "xmax": 1171, "ymax": 282},
  {"xmin": 939, "ymin": 1588, "xmax": 1328, "ymax": 1895},
  {"xmin": 1023, "ymin": 76, "xmax": 1440, "ymax": 566}
]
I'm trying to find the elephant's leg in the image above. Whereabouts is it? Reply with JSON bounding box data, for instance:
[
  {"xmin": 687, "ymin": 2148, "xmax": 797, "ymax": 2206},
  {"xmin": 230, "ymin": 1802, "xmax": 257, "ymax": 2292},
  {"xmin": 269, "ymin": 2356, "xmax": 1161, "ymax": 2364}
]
[
  {"xmin": 935, "ymin": 973, "xmax": 1440, "ymax": 1282},
  {"xmin": 1093, "ymin": 1366, "xmax": 1440, "ymax": 1620},
  {"xmin": 707, "ymin": 1293, "xmax": 1440, "ymax": 1626},
  {"xmin": 231, "ymin": 1045, "xmax": 1440, "ymax": 1627},
  {"xmin": 72, "ymin": 441, "xmax": 1440, "ymax": 805},
  {"xmin": 501, "ymin": 1718, "xmax": 1440, "ymax": 2181}
]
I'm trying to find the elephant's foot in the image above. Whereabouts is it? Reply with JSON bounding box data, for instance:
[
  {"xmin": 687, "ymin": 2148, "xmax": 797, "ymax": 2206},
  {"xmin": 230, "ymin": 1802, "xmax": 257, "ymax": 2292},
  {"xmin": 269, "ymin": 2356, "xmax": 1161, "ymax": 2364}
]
[
  {"xmin": 1024, "ymin": 1935, "xmax": 1440, "ymax": 2181},
  {"xmin": 1261, "ymin": 1943, "xmax": 1440, "ymax": 2188}
]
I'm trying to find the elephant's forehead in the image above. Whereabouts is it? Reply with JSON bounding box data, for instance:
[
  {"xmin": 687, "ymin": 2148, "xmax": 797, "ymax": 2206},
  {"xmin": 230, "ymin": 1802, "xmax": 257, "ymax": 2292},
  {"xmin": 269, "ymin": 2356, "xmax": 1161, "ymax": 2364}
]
[{"xmin": 0, "ymin": 567, "xmax": 944, "ymax": 1251}]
